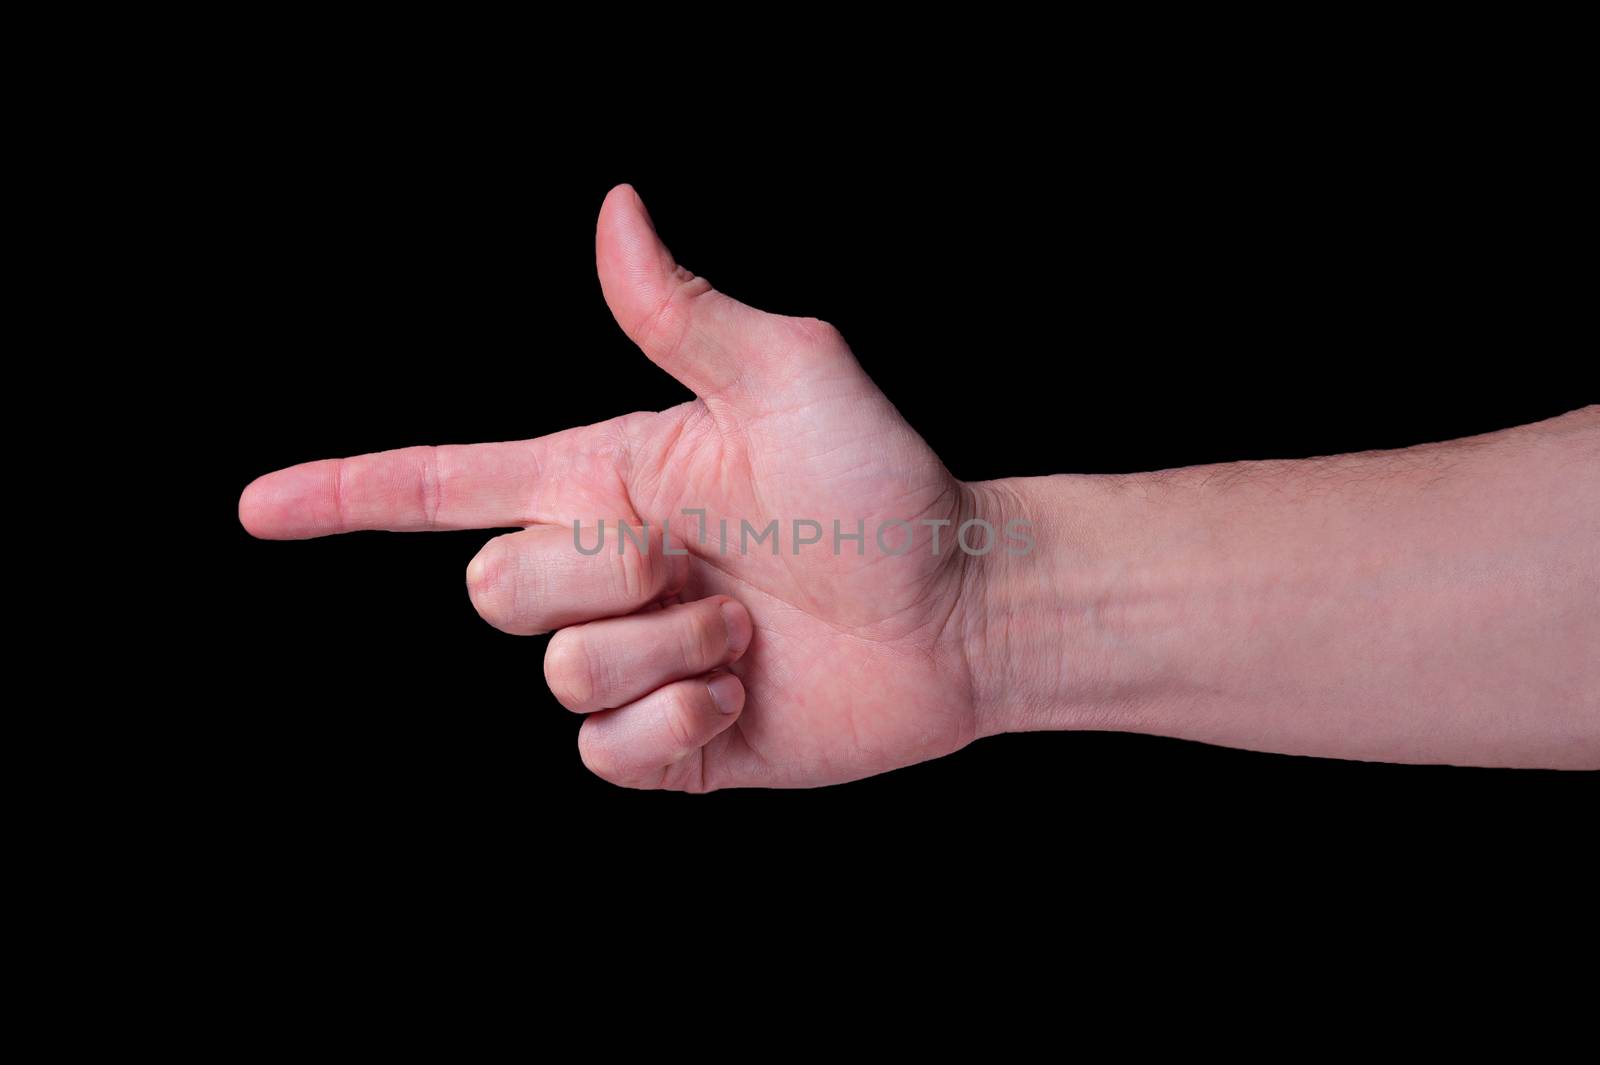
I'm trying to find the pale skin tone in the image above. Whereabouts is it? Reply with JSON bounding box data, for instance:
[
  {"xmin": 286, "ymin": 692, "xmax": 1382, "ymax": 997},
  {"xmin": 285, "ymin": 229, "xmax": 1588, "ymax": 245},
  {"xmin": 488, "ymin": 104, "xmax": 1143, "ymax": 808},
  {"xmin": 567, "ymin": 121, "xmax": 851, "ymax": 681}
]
[{"xmin": 239, "ymin": 185, "xmax": 1600, "ymax": 787}]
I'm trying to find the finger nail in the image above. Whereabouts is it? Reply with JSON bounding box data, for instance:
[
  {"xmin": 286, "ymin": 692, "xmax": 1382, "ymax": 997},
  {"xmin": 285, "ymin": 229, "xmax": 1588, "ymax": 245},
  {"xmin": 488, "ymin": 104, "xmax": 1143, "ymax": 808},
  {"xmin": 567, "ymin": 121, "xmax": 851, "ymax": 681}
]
[
  {"xmin": 706, "ymin": 673, "xmax": 743, "ymax": 715},
  {"xmin": 721, "ymin": 601, "xmax": 752, "ymax": 657}
]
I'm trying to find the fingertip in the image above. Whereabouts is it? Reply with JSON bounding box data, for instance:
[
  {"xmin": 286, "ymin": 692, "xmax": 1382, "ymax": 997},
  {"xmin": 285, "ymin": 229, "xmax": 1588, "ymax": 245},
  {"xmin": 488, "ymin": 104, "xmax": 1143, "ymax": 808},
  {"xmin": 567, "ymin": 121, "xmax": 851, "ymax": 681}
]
[
  {"xmin": 464, "ymin": 546, "xmax": 489, "ymax": 593},
  {"xmin": 238, "ymin": 472, "xmax": 287, "ymax": 539},
  {"xmin": 597, "ymin": 182, "xmax": 651, "ymax": 249},
  {"xmin": 237, "ymin": 466, "xmax": 329, "ymax": 540},
  {"xmin": 238, "ymin": 477, "xmax": 265, "ymax": 537},
  {"xmin": 602, "ymin": 181, "xmax": 649, "ymax": 212},
  {"xmin": 465, "ymin": 533, "xmax": 546, "ymax": 636},
  {"xmin": 625, "ymin": 183, "xmax": 658, "ymax": 233},
  {"xmin": 605, "ymin": 181, "xmax": 644, "ymax": 213},
  {"xmin": 706, "ymin": 672, "xmax": 745, "ymax": 716},
  {"xmin": 718, "ymin": 597, "xmax": 753, "ymax": 659},
  {"xmin": 597, "ymin": 182, "xmax": 666, "ymax": 328}
]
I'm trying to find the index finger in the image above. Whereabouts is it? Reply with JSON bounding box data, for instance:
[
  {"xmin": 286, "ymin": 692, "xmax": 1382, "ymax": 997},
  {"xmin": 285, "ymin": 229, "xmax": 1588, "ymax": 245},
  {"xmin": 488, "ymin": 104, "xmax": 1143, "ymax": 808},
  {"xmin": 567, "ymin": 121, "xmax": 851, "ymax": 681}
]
[{"xmin": 238, "ymin": 438, "xmax": 555, "ymax": 539}]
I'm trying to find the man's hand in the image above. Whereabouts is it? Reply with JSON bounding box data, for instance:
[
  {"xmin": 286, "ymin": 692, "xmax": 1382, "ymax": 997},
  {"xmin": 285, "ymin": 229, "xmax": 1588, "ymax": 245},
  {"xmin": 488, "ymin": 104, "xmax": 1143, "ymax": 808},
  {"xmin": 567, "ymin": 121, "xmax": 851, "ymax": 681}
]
[
  {"xmin": 242, "ymin": 185, "xmax": 1600, "ymax": 784},
  {"xmin": 240, "ymin": 184, "xmax": 1001, "ymax": 790}
]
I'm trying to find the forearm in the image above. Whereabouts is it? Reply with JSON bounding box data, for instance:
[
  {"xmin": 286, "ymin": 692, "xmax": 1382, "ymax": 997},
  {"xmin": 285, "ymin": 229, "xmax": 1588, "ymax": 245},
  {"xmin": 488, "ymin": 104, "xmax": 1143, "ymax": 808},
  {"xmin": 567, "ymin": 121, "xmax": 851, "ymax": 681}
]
[{"xmin": 965, "ymin": 406, "xmax": 1600, "ymax": 768}]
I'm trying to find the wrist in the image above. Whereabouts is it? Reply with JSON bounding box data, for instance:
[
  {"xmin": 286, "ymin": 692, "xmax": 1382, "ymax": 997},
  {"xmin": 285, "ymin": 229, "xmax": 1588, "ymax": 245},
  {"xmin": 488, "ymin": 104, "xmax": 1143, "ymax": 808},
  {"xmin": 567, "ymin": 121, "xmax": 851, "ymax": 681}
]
[{"xmin": 960, "ymin": 473, "xmax": 1164, "ymax": 738}]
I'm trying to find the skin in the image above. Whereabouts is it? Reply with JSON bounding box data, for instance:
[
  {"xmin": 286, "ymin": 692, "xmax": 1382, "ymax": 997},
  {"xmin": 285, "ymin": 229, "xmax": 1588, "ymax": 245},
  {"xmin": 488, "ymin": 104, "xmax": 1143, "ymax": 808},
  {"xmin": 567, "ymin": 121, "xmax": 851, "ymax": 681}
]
[{"xmin": 239, "ymin": 185, "xmax": 1600, "ymax": 788}]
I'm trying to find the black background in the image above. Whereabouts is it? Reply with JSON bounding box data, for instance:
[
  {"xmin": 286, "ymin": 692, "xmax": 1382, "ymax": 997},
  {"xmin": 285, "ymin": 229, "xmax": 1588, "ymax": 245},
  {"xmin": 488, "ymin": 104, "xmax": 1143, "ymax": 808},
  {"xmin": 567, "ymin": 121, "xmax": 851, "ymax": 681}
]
[{"xmin": 208, "ymin": 69, "xmax": 1593, "ymax": 911}]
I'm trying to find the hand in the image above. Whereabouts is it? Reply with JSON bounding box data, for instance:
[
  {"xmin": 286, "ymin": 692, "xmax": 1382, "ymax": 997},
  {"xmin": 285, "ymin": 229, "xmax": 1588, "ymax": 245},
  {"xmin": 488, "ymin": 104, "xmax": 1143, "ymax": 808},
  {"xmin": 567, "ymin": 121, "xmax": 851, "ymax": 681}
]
[
  {"xmin": 240, "ymin": 184, "xmax": 1004, "ymax": 791},
  {"xmin": 241, "ymin": 186, "xmax": 1600, "ymax": 779}
]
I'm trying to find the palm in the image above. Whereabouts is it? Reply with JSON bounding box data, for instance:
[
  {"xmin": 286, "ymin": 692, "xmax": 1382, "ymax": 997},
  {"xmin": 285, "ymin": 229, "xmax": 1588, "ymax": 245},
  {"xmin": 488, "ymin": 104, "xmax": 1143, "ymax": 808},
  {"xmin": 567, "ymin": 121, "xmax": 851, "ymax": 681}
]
[
  {"xmin": 242, "ymin": 185, "xmax": 985, "ymax": 789},
  {"xmin": 617, "ymin": 376, "xmax": 979, "ymax": 786}
]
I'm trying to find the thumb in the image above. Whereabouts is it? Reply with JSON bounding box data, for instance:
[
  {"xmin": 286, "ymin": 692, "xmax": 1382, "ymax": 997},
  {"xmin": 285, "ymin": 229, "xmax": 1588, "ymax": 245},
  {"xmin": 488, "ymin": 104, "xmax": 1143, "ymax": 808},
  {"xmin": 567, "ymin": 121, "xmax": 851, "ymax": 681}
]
[{"xmin": 595, "ymin": 183, "xmax": 844, "ymax": 401}]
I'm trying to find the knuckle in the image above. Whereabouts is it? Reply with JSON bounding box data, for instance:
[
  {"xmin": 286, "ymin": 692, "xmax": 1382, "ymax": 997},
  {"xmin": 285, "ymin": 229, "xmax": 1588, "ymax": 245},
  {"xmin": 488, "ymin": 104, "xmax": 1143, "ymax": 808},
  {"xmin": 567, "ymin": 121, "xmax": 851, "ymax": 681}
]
[
  {"xmin": 465, "ymin": 541, "xmax": 493, "ymax": 590},
  {"xmin": 577, "ymin": 728, "xmax": 623, "ymax": 784},
  {"xmin": 794, "ymin": 315, "xmax": 846, "ymax": 351},
  {"xmin": 416, "ymin": 445, "xmax": 442, "ymax": 528},
  {"xmin": 682, "ymin": 605, "xmax": 726, "ymax": 669},
  {"xmin": 639, "ymin": 272, "xmax": 715, "ymax": 363},
  {"xmin": 468, "ymin": 535, "xmax": 536, "ymax": 633},
  {"xmin": 615, "ymin": 530, "xmax": 658, "ymax": 603},
  {"xmin": 465, "ymin": 542, "xmax": 503, "ymax": 616},
  {"xmin": 544, "ymin": 630, "xmax": 596, "ymax": 712}
]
